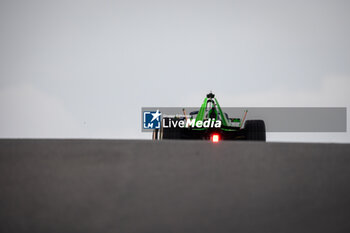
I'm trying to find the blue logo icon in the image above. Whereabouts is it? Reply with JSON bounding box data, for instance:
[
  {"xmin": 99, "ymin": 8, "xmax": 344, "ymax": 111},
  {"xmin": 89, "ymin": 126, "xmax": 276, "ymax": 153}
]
[{"xmin": 143, "ymin": 110, "xmax": 162, "ymax": 129}]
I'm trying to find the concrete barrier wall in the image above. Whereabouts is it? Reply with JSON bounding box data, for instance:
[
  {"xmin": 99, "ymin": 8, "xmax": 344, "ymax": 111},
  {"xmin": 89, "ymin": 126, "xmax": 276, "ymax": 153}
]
[{"xmin": 1, "ymin": 139, "xmax": 350, "ymax": 233}]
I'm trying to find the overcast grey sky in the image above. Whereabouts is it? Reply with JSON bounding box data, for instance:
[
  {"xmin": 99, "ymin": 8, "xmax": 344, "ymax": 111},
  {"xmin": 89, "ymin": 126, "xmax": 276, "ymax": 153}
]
[{"xmin": 0, "ymin": 0, "xmax": 349, "ymax": 142}]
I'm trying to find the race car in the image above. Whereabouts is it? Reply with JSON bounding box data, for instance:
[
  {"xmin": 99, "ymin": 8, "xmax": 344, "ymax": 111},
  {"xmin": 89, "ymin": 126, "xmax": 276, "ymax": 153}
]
[{"xmin": 152, "ymin": 92, "xmax": 266, "ymax": 142}]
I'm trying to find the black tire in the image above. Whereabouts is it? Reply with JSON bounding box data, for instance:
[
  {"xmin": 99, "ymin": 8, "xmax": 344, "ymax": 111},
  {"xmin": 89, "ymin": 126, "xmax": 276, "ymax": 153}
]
[
  {"xmin": 162, "ymin": 118, "xmax": 183, "ymax": 139},
  {"xmin": 244, "ymin": 120, "xmax": 266, "ymax": 141}
]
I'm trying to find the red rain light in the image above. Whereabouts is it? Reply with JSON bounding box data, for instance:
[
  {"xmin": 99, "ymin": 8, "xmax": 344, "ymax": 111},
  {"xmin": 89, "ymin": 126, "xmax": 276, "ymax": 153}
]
[{"xmin": 211, "ymin": 134, "xmax": 220, "ymax": 143}]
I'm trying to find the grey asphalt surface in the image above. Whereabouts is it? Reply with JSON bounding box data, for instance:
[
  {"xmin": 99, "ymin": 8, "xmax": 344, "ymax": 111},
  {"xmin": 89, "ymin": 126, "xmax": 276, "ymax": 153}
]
[{"xmin": 1, "ymin": 139, "xmax": 350, "ymax": 233}]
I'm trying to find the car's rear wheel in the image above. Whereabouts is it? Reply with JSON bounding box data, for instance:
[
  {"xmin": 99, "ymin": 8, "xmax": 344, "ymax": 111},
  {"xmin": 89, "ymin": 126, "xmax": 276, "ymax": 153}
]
[
  {"xmin": 244, "ymin": 120, "xmax": 266, "ymax": 141},
  {"xmin": 162, "ymin": 118, "xmax": 183, "ymax": 139}
]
